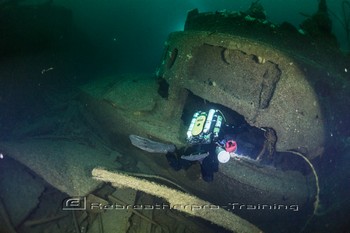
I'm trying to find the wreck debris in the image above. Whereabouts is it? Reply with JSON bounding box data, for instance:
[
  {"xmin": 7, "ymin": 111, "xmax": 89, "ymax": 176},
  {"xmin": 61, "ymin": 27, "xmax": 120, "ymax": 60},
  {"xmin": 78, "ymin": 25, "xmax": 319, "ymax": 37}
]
[
  {"xmin": 92, "ymin": 167, "xmax": 264, "ymax": 233},
  {"xmin": 256, "ymin": 127, "xmax": 277, "ymax": 162},
  {"xmin": 286, "ymin": 151, "xmax": 321, "ymax": 216},
  {"xmin": 157, "ymin": 31, "xmax": 324, "ymax": 158},
  {"xmin": 108, "ymin": 195, "xmax": 161, "ymax": 228},
  {"xmin": 245, "ymin": 0, "xmax": 267, "ymax": 20},
  {"xmin": 23, "ymin": 213, "xmax": 68, "ymax": 227},
  {"xmin": 80, "ymin": 73, "xmax": 312, "ymax": 219},
  {"xmin": 300, "ymin": 0, "xmax": 338, "ymax": 47}
]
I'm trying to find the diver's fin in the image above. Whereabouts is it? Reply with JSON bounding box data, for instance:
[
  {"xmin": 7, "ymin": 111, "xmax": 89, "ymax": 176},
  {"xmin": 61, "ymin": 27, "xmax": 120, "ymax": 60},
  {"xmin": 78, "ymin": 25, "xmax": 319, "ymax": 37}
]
[
  {"xmin": 181, "ymin": 152, "xmax": 209, "ymax": 161},
  {"xmin": 129, "ymin": 135, "xmax": 176, "ymax": 154}
]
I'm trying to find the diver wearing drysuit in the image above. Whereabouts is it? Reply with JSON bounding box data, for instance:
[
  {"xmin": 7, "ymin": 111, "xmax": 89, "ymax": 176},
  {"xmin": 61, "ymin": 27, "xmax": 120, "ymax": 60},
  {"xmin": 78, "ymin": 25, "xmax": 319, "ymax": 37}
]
[
  {"xmin": 165, "ymin": 109, "xmax": 244, "ymax": 182},
  {"xmin": 129, "ymin": 108, "xmax": 252, "ymax": 182},
  {"xmin": 165, "ymin": 143, "xmax": 219, "ymax": 182}
]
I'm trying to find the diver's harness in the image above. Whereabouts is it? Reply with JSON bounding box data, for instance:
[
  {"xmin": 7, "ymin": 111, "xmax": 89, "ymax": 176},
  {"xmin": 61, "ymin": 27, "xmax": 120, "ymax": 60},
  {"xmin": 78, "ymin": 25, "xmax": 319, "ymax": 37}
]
[{"xmin": 185, "ymin": 109, "xmax": 237, "ymax": 163}]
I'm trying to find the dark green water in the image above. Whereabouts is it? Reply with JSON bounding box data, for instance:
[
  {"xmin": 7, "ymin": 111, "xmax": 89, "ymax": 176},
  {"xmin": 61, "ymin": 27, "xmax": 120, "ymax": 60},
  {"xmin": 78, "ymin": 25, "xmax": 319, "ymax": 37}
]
[{"xmin": 0, "ymin": 1, "xmax": 349, "ymax": 233}]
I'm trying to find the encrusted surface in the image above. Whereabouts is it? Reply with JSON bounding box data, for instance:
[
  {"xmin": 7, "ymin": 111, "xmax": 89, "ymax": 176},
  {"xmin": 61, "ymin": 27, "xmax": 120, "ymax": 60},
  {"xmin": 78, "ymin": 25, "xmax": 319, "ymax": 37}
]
[{"xmin": 157, "ymin": 31, "xmax": 326, "ymax": 158}]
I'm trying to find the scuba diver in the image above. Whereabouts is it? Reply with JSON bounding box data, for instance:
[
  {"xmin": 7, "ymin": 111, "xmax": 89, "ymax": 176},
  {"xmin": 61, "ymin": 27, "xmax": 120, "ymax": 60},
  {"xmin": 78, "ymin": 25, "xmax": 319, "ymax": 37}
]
[
  {"xmin": 166, "ymin": 109, "xmax": 241, "ymax": 182},
  {"xmin": 129, "ymin": 109, "xmax": 258, "ymax": 182}
]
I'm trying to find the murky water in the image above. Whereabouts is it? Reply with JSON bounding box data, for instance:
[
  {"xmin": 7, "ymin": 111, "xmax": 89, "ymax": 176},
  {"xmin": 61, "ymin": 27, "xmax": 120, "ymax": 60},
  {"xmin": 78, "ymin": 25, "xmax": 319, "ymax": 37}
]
[{"xmin": 0, "ymin": 1, "xmax": 349, "ymax": 233}]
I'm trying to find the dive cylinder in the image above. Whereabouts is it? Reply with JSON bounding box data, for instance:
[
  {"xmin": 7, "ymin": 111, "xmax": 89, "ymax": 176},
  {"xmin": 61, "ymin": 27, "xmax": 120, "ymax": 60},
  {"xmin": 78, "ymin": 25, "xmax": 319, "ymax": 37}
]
[
  {"xmin": 203, "ymin": 109, "xmax": 215, "ymax": 134},
  {"xmin": 213, "ymin": 115, "xmax": 223, "ymax": 140},
  {"xmin": 191, "ymin": 111, "xmax": 207, "ymax": 136},
  {"xmin": 187, "ymin": 111, "xmax": 200, "ymax": 139},
  {"xmin": 186, "ymin": 109, "xmax": 225, "ymax": 145}
]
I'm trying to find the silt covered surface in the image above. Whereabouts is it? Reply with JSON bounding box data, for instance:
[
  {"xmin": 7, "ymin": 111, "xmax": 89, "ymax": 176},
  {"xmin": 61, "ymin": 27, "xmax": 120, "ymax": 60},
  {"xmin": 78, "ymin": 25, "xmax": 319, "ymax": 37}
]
[
  {"xmin": 157, "ymin": 31, "xmax": 326, "ymax": 159},
  {"xmin": 79, "ymin": 72, "xmax": 313, "ymax": 232}
]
